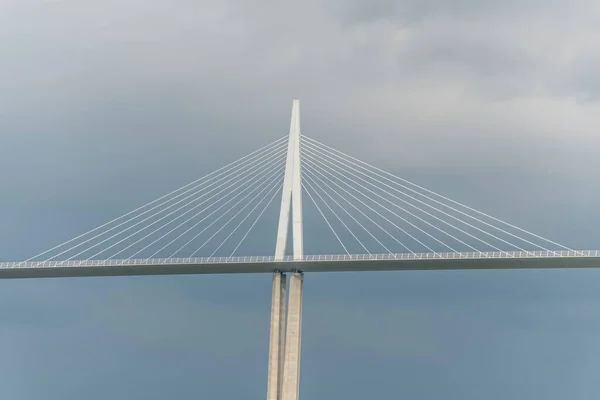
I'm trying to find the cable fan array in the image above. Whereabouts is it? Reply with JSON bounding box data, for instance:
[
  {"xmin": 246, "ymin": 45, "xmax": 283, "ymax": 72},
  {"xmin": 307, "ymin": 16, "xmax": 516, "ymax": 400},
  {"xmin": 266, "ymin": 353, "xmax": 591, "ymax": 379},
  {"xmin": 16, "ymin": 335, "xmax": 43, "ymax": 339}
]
[
  {"xmin": 300, "ymin": 135, "xmax": 573, "ymax": 256},
  {"xmin": 26, "ymin": 137, "xmax": 288, "ymax": 262},
  {"xmin": 25, "ymin": 134, "xmax": 574, "ymax": 263}
]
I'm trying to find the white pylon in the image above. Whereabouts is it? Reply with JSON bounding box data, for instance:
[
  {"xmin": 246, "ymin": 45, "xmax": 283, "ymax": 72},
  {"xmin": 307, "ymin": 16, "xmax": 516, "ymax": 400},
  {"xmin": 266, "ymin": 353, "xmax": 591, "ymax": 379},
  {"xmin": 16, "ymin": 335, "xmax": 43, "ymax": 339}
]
[
  {"xmin": 275, "ymin": 99, "xmax": 303, "ymax": 261},
  {"xmin": 267, "ymin": 100, "xmax": 304, "ymax": 400}
]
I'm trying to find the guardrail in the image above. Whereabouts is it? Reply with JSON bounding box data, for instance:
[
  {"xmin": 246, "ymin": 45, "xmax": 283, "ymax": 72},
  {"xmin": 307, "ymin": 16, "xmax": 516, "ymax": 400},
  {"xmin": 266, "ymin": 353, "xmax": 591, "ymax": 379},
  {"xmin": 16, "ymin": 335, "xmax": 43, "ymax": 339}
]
[{"xmin": 1, "ymin": 250, "xmax": 599, "ymax": 270}]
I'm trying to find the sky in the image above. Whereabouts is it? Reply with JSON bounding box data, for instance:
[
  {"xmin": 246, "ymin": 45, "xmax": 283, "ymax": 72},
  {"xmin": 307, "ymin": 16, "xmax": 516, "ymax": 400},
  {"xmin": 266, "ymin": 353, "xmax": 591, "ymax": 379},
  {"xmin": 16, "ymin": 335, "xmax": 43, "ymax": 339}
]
[{"xmin": 1, "ymin": 0, "xmax": 600, "ymax": 399}]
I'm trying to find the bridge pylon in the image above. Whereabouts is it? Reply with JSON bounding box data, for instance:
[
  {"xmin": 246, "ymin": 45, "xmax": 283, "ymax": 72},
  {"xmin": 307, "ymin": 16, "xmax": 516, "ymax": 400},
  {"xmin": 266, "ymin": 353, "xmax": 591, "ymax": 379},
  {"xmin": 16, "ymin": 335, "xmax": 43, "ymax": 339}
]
[{"xmin": 267, "ymin": 100, "xmax": 304, "ymax": 400}]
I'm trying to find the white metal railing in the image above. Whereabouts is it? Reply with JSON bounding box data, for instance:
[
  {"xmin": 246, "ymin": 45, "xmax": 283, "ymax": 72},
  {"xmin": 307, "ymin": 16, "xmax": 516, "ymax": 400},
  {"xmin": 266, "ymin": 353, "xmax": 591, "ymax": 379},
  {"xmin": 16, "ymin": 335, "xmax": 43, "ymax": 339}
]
[{"xmin": 1, "ymin": 250, "xmax": 600, "ymax": 270}]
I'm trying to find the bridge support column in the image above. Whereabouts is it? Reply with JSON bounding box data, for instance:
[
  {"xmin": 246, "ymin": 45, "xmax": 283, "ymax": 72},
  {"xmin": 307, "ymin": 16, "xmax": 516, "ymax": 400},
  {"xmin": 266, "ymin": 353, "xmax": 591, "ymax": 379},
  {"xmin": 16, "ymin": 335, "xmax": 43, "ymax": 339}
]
[
  {"xmin": 267, "ymin": 271, "xmax": 287, "ymax": 400},
  {"xmin": 282, "ymin": 271, "xmax": 304, "ymax": 400},
  {"xmin": 271, "ymin": 100, "xmax": 304, "ymax": 400}
]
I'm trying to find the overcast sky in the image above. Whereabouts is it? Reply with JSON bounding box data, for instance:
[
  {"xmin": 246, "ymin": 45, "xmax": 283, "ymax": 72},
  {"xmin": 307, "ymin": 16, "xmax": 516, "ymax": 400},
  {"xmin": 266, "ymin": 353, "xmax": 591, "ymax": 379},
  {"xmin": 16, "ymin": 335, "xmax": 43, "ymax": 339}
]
[{"xmin": 1, "ymin": 0, "xmax": 600, "ymax": 399}]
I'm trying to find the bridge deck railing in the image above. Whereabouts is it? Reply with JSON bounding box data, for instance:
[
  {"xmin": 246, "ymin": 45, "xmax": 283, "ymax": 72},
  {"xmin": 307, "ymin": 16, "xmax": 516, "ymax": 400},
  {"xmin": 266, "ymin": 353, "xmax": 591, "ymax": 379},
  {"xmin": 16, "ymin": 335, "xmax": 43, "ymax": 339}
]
[{"xmin": 1, "ymin": 250, "xmax": 599, "ymax": 269}]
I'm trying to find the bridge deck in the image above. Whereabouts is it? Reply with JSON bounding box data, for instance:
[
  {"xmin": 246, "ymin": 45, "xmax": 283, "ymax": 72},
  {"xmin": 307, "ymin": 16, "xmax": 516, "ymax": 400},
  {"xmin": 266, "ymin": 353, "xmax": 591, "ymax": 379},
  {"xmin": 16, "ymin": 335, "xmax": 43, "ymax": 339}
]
[{"xmin": 1, "ymin": 251, "xmax": 600, "ymax": 279}]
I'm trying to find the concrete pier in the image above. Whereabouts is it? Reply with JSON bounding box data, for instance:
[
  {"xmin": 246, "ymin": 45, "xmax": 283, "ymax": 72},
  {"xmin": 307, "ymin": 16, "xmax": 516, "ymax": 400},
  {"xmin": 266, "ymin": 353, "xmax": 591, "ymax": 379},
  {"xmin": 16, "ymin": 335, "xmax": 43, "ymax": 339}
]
[
  {"xmin": 267, "ymin": 271, "xmax": 287, "ymax": 400},
  {"xmin": 281, "ymin": 271, "xmax": 304, "ymax": 400}
]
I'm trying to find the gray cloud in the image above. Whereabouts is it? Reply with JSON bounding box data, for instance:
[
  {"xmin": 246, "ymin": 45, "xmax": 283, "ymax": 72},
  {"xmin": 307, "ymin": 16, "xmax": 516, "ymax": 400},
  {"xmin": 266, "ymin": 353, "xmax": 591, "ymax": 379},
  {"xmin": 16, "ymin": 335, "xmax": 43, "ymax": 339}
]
[
  {"xmin": 325, "ymin": 0, "xmax": 566, "ymax": 25},
  {"xmin": 2, "ymin": 0, "xmax": 599, "ymax": 180},
  {"xmin": 2, "ymin": 1, "xmax": 600, "ymax": 399}
]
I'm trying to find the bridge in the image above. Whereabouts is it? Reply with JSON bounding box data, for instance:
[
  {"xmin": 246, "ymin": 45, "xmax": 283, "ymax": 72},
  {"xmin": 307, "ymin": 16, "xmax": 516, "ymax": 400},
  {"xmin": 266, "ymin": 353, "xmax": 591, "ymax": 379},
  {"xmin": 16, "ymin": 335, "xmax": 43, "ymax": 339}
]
[
  {"xmin": 2, "ymin": 251, "xmax": 600, "ymax": 278},
  {"xmin": 3, "ymin": 100, "xmax": 599, "ymax": 400}
]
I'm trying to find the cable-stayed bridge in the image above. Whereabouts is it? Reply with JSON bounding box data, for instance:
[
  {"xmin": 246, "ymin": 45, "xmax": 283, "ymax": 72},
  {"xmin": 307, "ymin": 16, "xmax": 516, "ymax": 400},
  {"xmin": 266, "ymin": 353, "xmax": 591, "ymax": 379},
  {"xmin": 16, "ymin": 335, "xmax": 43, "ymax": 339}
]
[{"xmin": 2, "ymin": 100, "xmax": 599, "ymax": 400}]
